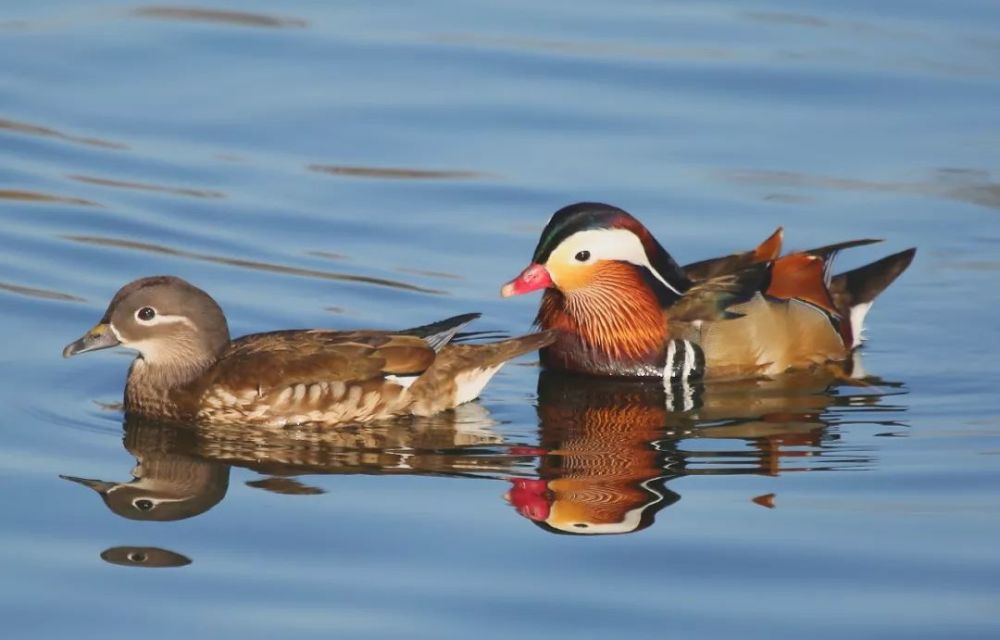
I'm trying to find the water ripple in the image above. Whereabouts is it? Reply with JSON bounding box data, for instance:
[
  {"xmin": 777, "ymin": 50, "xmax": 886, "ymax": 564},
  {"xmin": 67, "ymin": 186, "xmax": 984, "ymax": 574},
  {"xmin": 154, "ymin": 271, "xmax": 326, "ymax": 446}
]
[
  {"xmin": 131, "ymin": 6, "xmax": 307, "ymax": 29},
  {"xmin": 0, "ymin": 117, "xmax": 127, "ymax": 150},
  {"xmin": 432, "ymin": 32, "xmax": 737, "ymax": 62},
  {"xmin": 723, "ymin": 168, "xmax": 1000, "ymax": 210},
  {"xmin": 0, "ymin": 281, "xmax": 85, "ymax": 302},
  {"xmin": 61, "ymin": 235, "xmax": 448, "ymax": 294},
  {"xmin": 396, "ymin": 267, "xmax": 464, "ymax": 281},
  {"xmin": 308, "ymin": 164, "xmax": 491, "ymax": 181},
  {"xmin": 67, "ymin": 174, "xmax": 225, "ymax": 199},
  {"xmin": 0, "ymin": 189, "xmax": 100, "ymax": 207}
]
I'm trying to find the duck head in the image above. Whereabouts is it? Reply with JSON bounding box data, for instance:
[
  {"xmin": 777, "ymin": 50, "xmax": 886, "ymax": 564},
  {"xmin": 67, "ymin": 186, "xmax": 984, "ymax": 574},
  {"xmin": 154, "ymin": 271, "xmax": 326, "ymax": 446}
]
[
  {"xmin": 501, "ymin": 202, "xmax": 691, "ymax": 301},
  {"xmin": 501, "ymin": 203, "xmax": 691, "ymax": 374},
  {"xmin": 63, "ymin": 275, "xmax": 230, "ymax": 375}
]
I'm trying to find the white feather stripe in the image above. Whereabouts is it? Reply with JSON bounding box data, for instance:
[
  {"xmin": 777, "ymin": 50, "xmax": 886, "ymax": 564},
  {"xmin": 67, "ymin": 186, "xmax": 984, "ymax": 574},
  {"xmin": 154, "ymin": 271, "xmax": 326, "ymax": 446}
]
[
  {"xmin": 682, "ymin": 341, "xmax": 695, "ymax": 379},
  {"xmin": 849, "ymin": 302, "xmax": 873, "ymax": 348},
  {"xmin": 385, "ymin": 374, "xmax": 419, "ymax": 389},
  {"xmin": 664, "ymin": 340, "xmax": 677, "ymax": 381}
]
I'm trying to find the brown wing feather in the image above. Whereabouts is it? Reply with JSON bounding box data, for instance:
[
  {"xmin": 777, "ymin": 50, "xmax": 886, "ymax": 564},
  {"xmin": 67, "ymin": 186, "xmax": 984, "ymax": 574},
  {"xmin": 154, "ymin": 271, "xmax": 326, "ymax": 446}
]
[
  {"xmin": 205, "ymin": 330, "xmax": 436, "ymax": 394},
  {"xmin": 682, "ymin": 227, "xmax": 783, "ymax": 281},
  {"xmin": 188, "ymin": 330, "xmax": 441, "ymax": 426},
  {"xmin": 406, "ymin": 331, "xmax": 555, "ymax": 416},
  {"xmin": 767, "ymin": 253, "xmax": 838, "ymax": 315},
  {"xmin": 369, "ymin": 335, "xmax": 437, "ymax": 375}
]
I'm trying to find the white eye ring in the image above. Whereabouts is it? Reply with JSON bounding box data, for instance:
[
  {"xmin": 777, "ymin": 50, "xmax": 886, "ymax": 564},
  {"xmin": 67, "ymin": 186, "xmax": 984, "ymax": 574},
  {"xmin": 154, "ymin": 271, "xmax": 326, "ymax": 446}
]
[
  {"xmin": 132, "ymin": 498, "xmax": 156, "ymax": 511},
  {"xmin": 135, "ymin": 307, "xmax": 157, "ymax": 323}
]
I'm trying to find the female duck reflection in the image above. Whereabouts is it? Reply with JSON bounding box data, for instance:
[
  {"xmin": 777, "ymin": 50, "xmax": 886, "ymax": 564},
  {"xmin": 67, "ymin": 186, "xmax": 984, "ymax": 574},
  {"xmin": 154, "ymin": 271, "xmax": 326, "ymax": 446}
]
[
  {"xmin": 61, "ymin": 368, "xmax": 904, "ymax": 537},
  {"xmin": 60, "ymin": 402, "xmax": 513, "ymax": 522},
  {"xmin": 506, "ymin": 368, "xmax": 905, "ymax": 535}
]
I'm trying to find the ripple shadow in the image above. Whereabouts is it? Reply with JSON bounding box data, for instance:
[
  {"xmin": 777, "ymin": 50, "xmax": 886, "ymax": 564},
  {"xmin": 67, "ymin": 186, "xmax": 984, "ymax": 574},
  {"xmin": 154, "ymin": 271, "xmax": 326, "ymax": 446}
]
[{"xmin": 62, "ymin": 235, "xmax": 448, "ymax": 295}]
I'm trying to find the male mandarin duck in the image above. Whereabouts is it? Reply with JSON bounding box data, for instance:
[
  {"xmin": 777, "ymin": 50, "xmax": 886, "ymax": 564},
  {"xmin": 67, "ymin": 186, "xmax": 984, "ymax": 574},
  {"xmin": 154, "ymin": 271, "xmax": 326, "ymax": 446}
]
[
  {"xmin": 63, "ymin": 276, "xmax": 553, "ymax": 427},
  {"xmin": 501, "ymin": 202, "xmax": 914, "ymax": 381}
]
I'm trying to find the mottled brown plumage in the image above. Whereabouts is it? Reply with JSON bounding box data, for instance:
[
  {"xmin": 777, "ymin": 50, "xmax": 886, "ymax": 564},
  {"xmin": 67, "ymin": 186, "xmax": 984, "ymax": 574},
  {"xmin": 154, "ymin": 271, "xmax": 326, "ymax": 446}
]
[
  {"xmin": 64, "ymin": 276, "xmax": 553, "ymax": 427},
  {"xmin": 61, "ymin": 404, "xmax": 513, "ymax": 522}
]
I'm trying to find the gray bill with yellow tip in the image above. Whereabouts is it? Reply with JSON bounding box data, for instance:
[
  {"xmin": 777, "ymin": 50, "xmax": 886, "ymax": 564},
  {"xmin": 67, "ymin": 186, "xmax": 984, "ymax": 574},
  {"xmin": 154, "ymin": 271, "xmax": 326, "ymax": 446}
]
[
  {"xmin": 59, "ymin": 475, "xmax": 117, "ymax": 494},
  {"xmin": 62, "ymin": 323, "xmax": 120, "ymax": 358}
]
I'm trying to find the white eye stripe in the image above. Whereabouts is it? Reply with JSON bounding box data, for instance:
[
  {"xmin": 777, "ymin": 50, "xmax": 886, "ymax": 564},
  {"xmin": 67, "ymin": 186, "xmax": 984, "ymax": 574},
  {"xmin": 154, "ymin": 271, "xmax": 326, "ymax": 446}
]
[
  {"xmin": 550, "ymin": 228, "xmax": 683, "ymax": 296},
  {"xmin": 136, "ymin": 313, "xmax": 198, "ymax": 330}
]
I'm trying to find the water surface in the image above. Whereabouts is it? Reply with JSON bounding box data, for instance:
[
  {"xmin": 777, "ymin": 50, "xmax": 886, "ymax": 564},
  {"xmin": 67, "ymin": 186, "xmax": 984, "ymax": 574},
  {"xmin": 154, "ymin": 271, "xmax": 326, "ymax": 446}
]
[{"xmin": 1, "ymin": 1, "xmax": 998, "ymax": 639}]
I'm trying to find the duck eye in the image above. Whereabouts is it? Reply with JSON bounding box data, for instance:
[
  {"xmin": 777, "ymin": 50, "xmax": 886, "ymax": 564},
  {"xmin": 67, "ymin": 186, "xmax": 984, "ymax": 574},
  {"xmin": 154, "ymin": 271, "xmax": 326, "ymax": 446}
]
[
  {"xmin": 574, "ymin": 250, "xmax": 591, "ymax": 262},
  {"xmin": 133, "ymin": 499, "xmax": 154, "ymax": 511},
  {"xmin": 136, "ymin": 307, "xmax": 156, "ymax": 322}
]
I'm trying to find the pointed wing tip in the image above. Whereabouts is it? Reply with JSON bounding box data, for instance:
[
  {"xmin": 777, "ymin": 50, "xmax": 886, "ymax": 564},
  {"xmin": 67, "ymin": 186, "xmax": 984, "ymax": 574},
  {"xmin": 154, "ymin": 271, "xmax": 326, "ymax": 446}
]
[
  {"xmin": 884, "ymin": 246, "xmax": 917, "ymax": 273},
  {"xmin": 834, "ymin": 238, "xmax": 883, "ymax": 247},
  {"xmin": 856, "ymin": 238, "xmax": 885, "ymax": 249},
  {"xmin": 401, "ymin": 312, "xmax": 484, "ymax": 351}
]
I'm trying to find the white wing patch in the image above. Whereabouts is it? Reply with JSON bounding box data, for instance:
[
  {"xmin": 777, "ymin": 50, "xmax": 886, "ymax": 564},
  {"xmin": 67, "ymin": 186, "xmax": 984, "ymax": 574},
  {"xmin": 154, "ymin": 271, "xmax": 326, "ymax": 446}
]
[
  {"xmin": 453, "ymin": 365, "xmax": 504, "ymax": 406},
  {"xmin": 385, "ymin": 374, "xmax": 419, "ymax": 389}
]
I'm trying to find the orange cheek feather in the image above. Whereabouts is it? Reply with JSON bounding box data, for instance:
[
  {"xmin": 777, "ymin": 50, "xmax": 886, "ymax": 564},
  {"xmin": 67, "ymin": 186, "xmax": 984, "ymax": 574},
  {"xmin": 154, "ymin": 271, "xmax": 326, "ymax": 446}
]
[
  {"xmin": 548, "ymin": 262, "xmax": 599, "ymax": 292},
  {"xmin": 538, "ymin": 262, "xmax": 667, "ymax": 362}
]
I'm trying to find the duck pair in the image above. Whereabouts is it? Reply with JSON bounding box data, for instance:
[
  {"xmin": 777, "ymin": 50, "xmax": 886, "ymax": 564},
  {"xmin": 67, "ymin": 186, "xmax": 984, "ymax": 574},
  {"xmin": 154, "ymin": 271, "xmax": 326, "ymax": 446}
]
[{"xmin": 64, "ymin": 202, "xmax": 914, "ymax": 427}]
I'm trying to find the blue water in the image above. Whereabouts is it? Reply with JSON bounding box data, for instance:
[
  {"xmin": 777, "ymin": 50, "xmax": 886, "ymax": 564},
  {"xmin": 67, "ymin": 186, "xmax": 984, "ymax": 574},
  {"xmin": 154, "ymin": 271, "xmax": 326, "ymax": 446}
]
[{"xmin": 1, "ymin": 1, "xmax": 998, "ymax": 638}]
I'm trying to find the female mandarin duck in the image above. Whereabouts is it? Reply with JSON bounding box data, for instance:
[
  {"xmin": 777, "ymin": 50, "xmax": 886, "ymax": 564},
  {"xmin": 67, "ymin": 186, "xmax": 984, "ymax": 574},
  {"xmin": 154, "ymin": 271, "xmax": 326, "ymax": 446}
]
[
  {"xmin": 501, "ymin": 202, "xmax": 914, "ymax": 382},
  {"xmin": 64, "ymin": 276, "xmax": 553, "ymax": 427}
]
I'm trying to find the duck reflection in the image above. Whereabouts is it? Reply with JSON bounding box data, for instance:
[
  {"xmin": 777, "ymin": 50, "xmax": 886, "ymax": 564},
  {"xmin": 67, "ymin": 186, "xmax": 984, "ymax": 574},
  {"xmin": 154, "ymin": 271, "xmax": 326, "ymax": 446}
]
[
  {"xmin": 506, "ymin": 375, "xmax": 681, "ymax": 535},
  {"xmin": 100, "ymin": 546, "xmax": 192, "ymax": 568},
  {"xmin": 505, "ymin": 367, "xmax": 904, "ymax": 535},
  {"xmin": 61, "ymin": 421, "xmax": 230, "ymax": 521},
  {"xmin": 62, "ymin": 365, "xmax": 904, "ymax": 543},
  {"xmin": 61, "ymin": 403, "xmax": 510, "ymax": 522}
]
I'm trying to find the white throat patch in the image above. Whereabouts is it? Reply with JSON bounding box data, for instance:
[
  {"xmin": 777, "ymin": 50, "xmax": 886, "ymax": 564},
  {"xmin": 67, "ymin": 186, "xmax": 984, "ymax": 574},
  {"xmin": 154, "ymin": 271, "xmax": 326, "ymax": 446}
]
[{"xmin": 112, "ymin": 315, "xmax": 199, "ymax": 362}]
